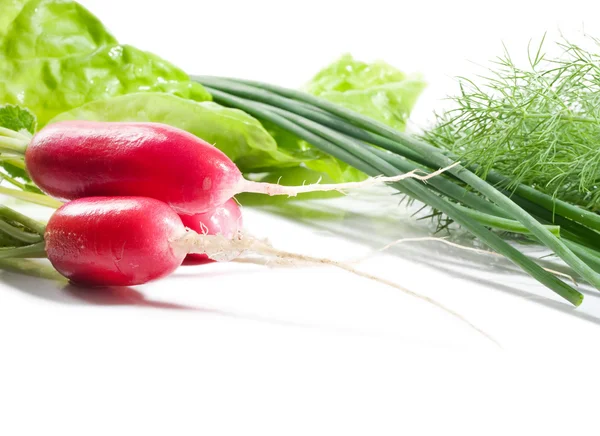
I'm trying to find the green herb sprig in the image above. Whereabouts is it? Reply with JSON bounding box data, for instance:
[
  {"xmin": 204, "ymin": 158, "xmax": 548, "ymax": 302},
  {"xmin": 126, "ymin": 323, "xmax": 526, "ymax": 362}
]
[{"xmin": 427, "ymin": 35, "xmax": 600, "ymax": 211}]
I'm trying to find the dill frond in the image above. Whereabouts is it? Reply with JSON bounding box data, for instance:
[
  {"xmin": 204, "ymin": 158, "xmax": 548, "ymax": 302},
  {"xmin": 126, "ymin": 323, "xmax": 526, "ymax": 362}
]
[{"xmin": 427, "ymin": 35, "xmax": 600, "ymax": 212}]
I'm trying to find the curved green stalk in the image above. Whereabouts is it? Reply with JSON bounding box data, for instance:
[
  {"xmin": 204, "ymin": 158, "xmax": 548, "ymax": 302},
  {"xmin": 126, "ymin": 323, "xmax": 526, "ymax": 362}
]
[
  {"xmin": 0, "ymin": 220, "xmax": 42, "ymax": 244},
  {"xmin": 452, "ymin": 204, "xmax": 560, "ymax": 237},
  {"xmin": 0, "ymin": 241, "xmax": 46, "ymax": 259},
  {"xmin": 483, "ymin": 169, "xmax": 600, "ymax": 232},
  {"xmin": 0, "ymin": 204, "xmax": 46, "ymax": 235},
  {"xmin": 202, "ymin": 78, "xmax": 600, "ymax": 292},
  {"xmin": 0, "ymin": 137, "xmax": 28, "ymax": 155},
  {"xmin": 204, "ymin": 87, "xmax": 583, "ymax": 305},
  {"xmin": 366, "ymin": 148, "xmax": 512, "ymax": 219},
  {"xmin": 0, "ymin": 173, "xmax": 26, "ymax": 190},
  {"xmin": 251, "ymin": 102, "xmax": 557, "ymax": 236},
  {"xmin": 0, "ymin": 257, "xmax": 63, "ymax": 281},
  {"xmin": 206, "ymin": 76, "xmax": 600, "ymax": 235},
  {"xmin": 194, "ymin": 76, "xmax": 431, "ymax": 167},
  {"xmin": 564, "ymin": 240, "xmax": 600, "ymax": 274},
  {"xmin": 0, "ymin": 186, "xmax": 62, "ymax": 209}
]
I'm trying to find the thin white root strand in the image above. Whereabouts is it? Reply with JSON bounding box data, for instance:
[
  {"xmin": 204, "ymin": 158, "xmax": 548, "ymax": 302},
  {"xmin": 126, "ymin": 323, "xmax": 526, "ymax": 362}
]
[
  {"xmin": 240, "ymin": 162, "xmax": 461, "ymax": 197},
  {"xmin": 175, "ymin": 230, "xmax": 498, "ymax": 346},
  {"xmin": 356, "ymin": 236, "xmax": 577, "ymax": 285}
]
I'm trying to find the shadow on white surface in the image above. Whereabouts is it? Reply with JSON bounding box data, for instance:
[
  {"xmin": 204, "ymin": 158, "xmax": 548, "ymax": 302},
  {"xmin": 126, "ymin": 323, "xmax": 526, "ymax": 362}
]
[
  {"xmin": 249, "ymin": 195, "xmax": 600, "ymax": 326},
  {"xmin": 0, "ymin": 264, "xmax": 460, "ymax": 344}
]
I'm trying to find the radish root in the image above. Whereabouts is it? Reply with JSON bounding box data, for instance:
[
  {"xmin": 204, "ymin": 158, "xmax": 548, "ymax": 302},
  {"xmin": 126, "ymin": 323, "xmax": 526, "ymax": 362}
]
[
  {"xmin": 240, "ymin": 163, "xmax": 460, "ymax": 197},
  {"xmin": 176, "ymin": 230, "xmax": 499, "ymax": 346}
]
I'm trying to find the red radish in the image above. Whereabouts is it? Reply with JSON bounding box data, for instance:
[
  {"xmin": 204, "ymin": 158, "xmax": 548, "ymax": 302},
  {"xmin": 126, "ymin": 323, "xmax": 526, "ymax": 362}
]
[
  {"xmin": 180, "ymin": 198, "xmax": 243, "ymax": 264},
  {"xmin": 42, "ymin": 196, "xmax": 489, "ymax": 341},
  {"xmin": 45, "ymin": 197, "xmax": 188, "ymax": 286},
  {"xmin": 25, "ymin": 121, "xmax": 442, "ymax": 214}
]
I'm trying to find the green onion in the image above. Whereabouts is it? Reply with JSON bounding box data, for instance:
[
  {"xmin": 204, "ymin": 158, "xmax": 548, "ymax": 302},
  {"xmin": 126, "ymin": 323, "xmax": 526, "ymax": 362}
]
[{"xmin": 200, "ymin": 84, "xmax": 585, "ymax": 306}]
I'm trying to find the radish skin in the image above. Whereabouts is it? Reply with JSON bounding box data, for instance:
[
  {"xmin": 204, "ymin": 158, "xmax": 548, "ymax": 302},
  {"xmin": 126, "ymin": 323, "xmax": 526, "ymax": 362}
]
[
  {"xmin": 26, "ymin": 121, "xmax": 241, "ymax": 214},
  {"xmin": 180, "ymin": 198, "xmax": 243, "ymax": 263},
  {"xmin": 45, "ymin": 197, "xmax": 187, "ymax": 286},
  {"xmin": 25, "ymin": 121, "xmax": 451, "ymax": 214}
]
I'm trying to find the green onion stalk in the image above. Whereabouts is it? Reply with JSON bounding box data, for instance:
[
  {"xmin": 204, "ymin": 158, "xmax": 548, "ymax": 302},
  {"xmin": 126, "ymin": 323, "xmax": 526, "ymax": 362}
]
[{"xmin": 192, "ymin": 76, "xmax": 600, "ymax": 306}]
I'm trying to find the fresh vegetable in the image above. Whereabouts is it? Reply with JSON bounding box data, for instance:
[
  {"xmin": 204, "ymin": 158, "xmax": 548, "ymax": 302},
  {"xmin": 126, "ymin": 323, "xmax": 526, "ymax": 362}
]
[
  {"xmin": 45, "ymin": 197, "xmax": 187, "ymax": 286},
  {"xmin": 50, "ymin": 93, "xmax": 301, "ymax": 173},
  {"xmin": 0, "ymin": 0, "xmax": 378, "ymax": 186},
  {"xmin": 180, "ymin": 199, "xmax": 243, "ymax": 263},
  {"xmin": 0, "ymin": 0, "xmax": 210, "ymax": 126},
  {"xmin": 12, "ymin": 197, "xmax": 489, "ymax": 341},
  {"xmin": 426, "ymin": 36, "xmax": 600, "ymax": 212},
  {"xmin": 193, "ymin": 76, "xmax": 598, "ymax": 306},
  {"xmin": 304, "ymin": 54, "xmax": 426, "ymax": 131},
  {"xmin": 1, "ymin": 0, "xmax": 599, "ymax": 312},
  {"xmin": 20, "ymin": 120, "xmax": 444, "ymax": 214}
]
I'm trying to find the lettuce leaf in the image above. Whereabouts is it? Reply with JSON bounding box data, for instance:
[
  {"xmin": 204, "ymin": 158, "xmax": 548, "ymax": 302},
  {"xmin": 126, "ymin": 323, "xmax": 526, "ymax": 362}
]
[
  {"xmin": 0, "ymin": 0, "xmax": 210, "ymax": 126},
  {"xmin": 50, "ymin": 93, "xmax": 303, "ymax": 172},
  {"xmin": 0, "ymin": 0, "xmax": 29, "ymax": 41},
  {"xmin": 0, "ymin": 104, "xmax": 36, "ymax": 134},
  {"xmin": 0, "ymin": 0, "xmax": 425, "ymax": 203},
  {"xmin": 0, "ymin": 44, "xmax": 211, "ymax": 125},
  {"xmin": 248, "ymin": 55, "xmax": 425, "ymax": 190},
  {"xmin": 0, "ymin": 0, "xmax": 117, "ymax": 60},
  {"xmin": 0, "ymin": 104, "xmax": 42, "ymax": 193},
  {"xmin": 304, "ymin": 54, "xmax": 426, "ymax": 131}
]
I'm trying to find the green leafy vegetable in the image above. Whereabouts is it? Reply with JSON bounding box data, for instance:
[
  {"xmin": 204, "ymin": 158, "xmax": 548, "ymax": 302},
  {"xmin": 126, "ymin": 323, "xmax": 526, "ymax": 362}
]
[
  {"xmin": 0, "ymin": 0, "xmax": 117, "ymax": 60},
  {"xmin": 426, "ymin": 36, "xmax": 600, "ymax": 212},
  {"xmin": 198, "ymin": 76, "xmax": 600, "ymax": 306},
  {"xmin": 0, "ymin": 44, "xmax": 211, "ymax": 125},
  {"xmin": 0, "ymin": 0, "xmax": 29, "ymax": 41},
  {"xmin": 51, "ymin": 93, "xmax": 302, "ymax": 172},
  {"xmin": 0, "ymin": 104, "xmax": 41, "ymax": 192},
  {"xmin": 243, "ymin": 54, "xmax": 425, "ymax": 186},
  {"xmin": 304, "ymin": 54, "xmax": 426, "ymax": 130},
  {"xmin": 0, "ymin": 0, "xmax": 210, "ymax": 126},
  {"xmin": 0, "ymin": 104, "xmax": 35, "ymax": 134}
]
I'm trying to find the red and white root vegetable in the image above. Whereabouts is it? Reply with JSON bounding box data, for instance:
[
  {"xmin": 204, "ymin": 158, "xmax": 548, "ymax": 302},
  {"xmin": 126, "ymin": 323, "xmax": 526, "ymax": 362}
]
[
  {"xmin": 44, "ymin": 197, "xmax": 493, "ymax": 342},
  {"xmin": 45, "ymin": 197, "xmax": 187, "ymax": 286},
  {"xmin": 44, "ymin": 197, "xmax": 247, "ymax": 285},
  {"xmin": 179, "ymin": 198, "xmax": 243, "ymax": 263},
  {"xmin": 25, "ymin": 121, "xmax": 451, "ymax": 214}
]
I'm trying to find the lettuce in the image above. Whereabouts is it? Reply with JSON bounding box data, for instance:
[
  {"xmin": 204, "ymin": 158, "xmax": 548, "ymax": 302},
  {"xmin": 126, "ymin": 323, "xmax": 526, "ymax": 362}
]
[
  {"xmin": 51, "ymin": 93, "xmax": 301, "ymax": 172},
  {"xmin": 305, "ymin": 54, "xmax": 426, "ymax": 131},
  {"xmin": 0, "ymin": 0, "xmax": 425, "ymax": 197},
  {"xmin": 0, "ymin": 0, "xmax": 210, "ymax": 126}
]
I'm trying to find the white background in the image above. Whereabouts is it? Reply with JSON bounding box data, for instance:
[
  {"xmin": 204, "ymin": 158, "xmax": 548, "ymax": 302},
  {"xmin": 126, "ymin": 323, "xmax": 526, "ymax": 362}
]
[{"xmin": 2, "ymin": 0, "xmax": 600, "ymax": 434}]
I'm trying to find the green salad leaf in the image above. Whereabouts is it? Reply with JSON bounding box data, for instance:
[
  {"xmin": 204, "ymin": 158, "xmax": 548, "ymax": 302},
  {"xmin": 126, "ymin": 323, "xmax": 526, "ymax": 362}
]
[
  {"xmin": 51, "ymin": 93, "xmax": 302, "ymax": 172},
  {"xmin": 0, "ymin": 104, "xmax": 36, "ymax": 134},
  {"xmin": 245, "ymin": 55, "xmax": 425, "ymax": 188},
  {"xmin": 0, "ymin": 0, "xmax": 425, "ymax": 206},
  {"xmin": 0, "ymin": 0, "xmax": 210, "ymax": 126},
  {"xmin": 0, "ymin": 104, "xmax": 41, "ymax": 192},
  {"xmin": 304, "ymin": 54, "xmax": 426, "ymax": 130},
  {"xmin": 0, "ymin": 0, "xmax": 29, "ymax": 41},
  {"xmin": 0, "ymin": 45, "xmax": 211, "ymax": 125},
  {"xmin": 0, "ymin": 0, "xmax": 117, "ymax": 60},
  {"xmin": 52, "ymin": 93, "xmax": 366, "ymax": 192}
]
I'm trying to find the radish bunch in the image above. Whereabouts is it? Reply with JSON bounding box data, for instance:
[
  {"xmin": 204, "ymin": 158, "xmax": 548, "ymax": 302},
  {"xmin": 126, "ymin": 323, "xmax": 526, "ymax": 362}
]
[
  {"xmin": 15, "ymin": 120, "xmax": 491, "ymax": 341},
  {"xmin": 23, "ymin": 121, "xmax": 438, "ymax": 287}
]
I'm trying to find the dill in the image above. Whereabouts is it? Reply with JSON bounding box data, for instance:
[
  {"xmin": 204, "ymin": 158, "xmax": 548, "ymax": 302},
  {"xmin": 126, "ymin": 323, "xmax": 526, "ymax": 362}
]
[{"xmin": 427, "ymin": 34, "xmax": 600, "ymax": 211}]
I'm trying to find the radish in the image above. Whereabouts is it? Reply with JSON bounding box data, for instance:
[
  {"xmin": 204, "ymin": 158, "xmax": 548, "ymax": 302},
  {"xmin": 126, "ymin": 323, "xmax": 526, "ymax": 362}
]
[
  {"xmin": 45, "ymin": 197, "xmax": 187, "ymax": 286},
  {"xmin": 180, "ymin": 198, "xmax": 243, "ymax": 264},
  {"xmin": 43, "ymin": 196, "xmax": 492, "ymax": 342},
  {"xmin": 23, "ymin": 121, "xmax": 449, "ymax": 214},
  {"xmin": 44, "ymin": 196, "xmax": 255, "ymax": 286}
]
